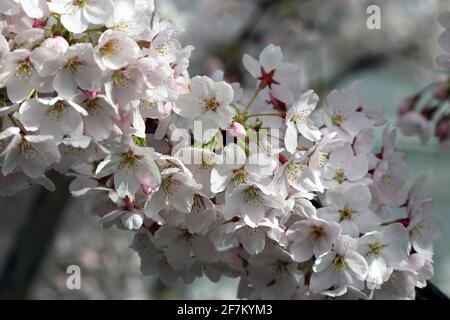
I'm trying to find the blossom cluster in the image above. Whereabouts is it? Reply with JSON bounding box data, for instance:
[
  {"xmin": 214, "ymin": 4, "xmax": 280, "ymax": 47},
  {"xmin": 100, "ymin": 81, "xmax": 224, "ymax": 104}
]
[
  {"xmin": 0, "ymin": 1, "xmax": 441, "ymax": 299},
  {"xmin": 396, "ymin": 11, "xmax": 450, "ymax": 146}
]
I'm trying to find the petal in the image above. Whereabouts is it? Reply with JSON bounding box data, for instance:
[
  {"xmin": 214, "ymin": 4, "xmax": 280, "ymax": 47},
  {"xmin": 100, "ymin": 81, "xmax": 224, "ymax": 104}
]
[
  {"xmin": 259, "ymin": 44, "xmax": 282, "ymax": 71},
  {"xmin": 83, "ymin": 0, "xmax": 114, "ymax": 25},
  {"xmin": 61, "ymin": 7, "xmax": 89, "ymax": 34},
  {"xmin": 290, "ymin": 237, "xmax": 314, "ymax": 262},
  {"xmin": 340, "ymin": 219, "xmax": 359, "ymax": 237},
  {"xmin": 345, "ymin": 251, "xmax": 368, "ymax": 280},
  {"xmin": 241, "ymin": 202, "xmax": 265, "ymax": 228},
  {"xmin": 242, "ymin": 54, "xmax": 261, "ymax": 78},
  {"xmin": 284, "ymin": 121, "xmax": 298, "ymax": 154},
  {"xmin": 7, "ymin": 78, "xmax": 32, "ymax": 103},
  {"xmin": 310, "ymin": 267, "xmax": 335, "ymax": 294},
  {"xmin": 239, "ymin": 228, "xmax": 265, "ymax": 255},
  {"xmin": 54, "ymin": 68, "xmax": 78, "ymax": 99},
  {"xmin": 21, "ymin": 0, "xmax": 49, "ymax": 19},
  {"xmin": 346, "ymin": 185, "xmax": 371, "ymax": 211}
]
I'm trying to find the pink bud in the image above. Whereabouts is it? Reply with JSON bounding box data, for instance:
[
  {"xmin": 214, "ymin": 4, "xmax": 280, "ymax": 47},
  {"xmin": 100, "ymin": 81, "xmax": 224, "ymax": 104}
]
[
  {"xmin": 141, "ymin": 184, "xmax": 154, "ymax": 195},
  {"xmin": 229, "ymin": 122, "xmax": 246, "ymax": 138},
  {"xmin": 42, "ymin": 36, "xmax": 69, "ymax": 55},
  {"xmin": 433, "ymin": 85, "xmax": 449, "ymax": 102},
  {"xmin": 435, "ymin": 115, "xmax": 450, "ymax": 143},
  {"xmin": 398, "ymin": 95, "xmax": 418, "ymax": 116},
  {"xmin": 124, "ymin": 196, "xmax": 134, "ymax": 211},
  {"xmin": 84, "ymin": 90, "xmax": 97, "ymax": 101},
  {"xmin": 32, "ymin": 19, "xmax": 47, "ymax": 29}
]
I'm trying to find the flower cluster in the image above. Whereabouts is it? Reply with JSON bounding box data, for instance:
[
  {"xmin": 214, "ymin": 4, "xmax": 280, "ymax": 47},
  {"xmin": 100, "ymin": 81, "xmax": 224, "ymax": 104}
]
[
  {"xmin": 0, "ymin": 1, "xmax": 441, "ymax": 299},
  {"xmin": 397, "ymin": 11, "xmax": 450, "ymax": 146}
]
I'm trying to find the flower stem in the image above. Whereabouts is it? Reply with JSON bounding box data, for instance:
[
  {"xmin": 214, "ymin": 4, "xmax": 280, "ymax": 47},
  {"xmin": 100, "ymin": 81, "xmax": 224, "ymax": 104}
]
[
  {"xmin": 247, "ymin": 112, "xmax": 284, "ymax": 118},
  {"xmin": 243, "ymin": 87, "xmax": 262, "ymax": 113}
]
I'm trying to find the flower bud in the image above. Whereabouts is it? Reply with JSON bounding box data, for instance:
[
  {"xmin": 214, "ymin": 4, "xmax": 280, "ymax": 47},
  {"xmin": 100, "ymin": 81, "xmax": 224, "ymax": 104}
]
[
  {"xmin": 435, "ymin": 115, "xmax": 450, "ymax": 143},
  {"xmin": 398, "ymin": 95, "xmax": 419, "ymax": 116},
  {"xmin": 433, "ymin": 83, "xmax": 449, "ymax": 102},
  {"xmin": 32, "ymin": 19, "xmax": 47, "ymax": 29},
  {"xmin": 420, "ymin": 106, "xmax": 438, "ymax": 120},
  {"xmin": 42, "ymin": 36, "xmax": 69, "ymax": 55},
  {"xmin": 84, "ymin": 90, "xmax": 97, "ymax": 101},
  {"xmin": 124, "ymin": 196, "xmax": 134, "ymax": 211},
  {"xmin": 229, "ymin": 122, "xmax": 246, "ymax": 138}
]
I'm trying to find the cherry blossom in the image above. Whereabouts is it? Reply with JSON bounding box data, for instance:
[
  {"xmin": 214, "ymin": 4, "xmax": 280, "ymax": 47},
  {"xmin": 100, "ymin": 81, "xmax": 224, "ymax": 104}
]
[
  {"xmin": 0, "ymin": 2, "xmax": 442, "ymax": 300},
  {"xmin": 318, "ymin": 185, "xmax": 380, "ymax": 237},
  {"xmin": 49, "ymin": 0, "xmax": 114, "ymax": 34}
]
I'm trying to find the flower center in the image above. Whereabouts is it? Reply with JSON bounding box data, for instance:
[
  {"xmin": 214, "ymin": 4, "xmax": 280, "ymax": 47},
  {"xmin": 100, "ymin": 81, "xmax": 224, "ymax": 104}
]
[
  {"xmin": 202, "ymin": 96, "xmax": 220, "ymax": 111},
  {"xmin": 232, "ymin": 167, "xmax": 247, "ymax": 185},
  {"xmin": 244, "ymin": 186, "xmax": 260, "ymax": 204},
  {"xmin": 318, "ymin": 152, "xmax": 329, "ymax": 167},
  {"xmin": 66, "ymin": 57, "xmax": 81, "ymax": 72},
  {"xmin": 368, "ymin": 243, "xmax": 384, "ymax": 256},
  {"xmin": 101, "ymin": 39, "xmax": 120, "ymax": 56},
  {"xmin": 85, "ymin": 99, "xmax": 100, "ymax": 114},
  {"xmin": 292, "ymin": 111, "xmax": 309, "ymax": 123},
  {"xmin": 332, "ymin": 113, "xmax": 344, "ymax": 126},
  {"xmin": 120, "ymin": 150, "xmax": 142, "ymax": 171},
  {"xmin": 286, "ymin": 162, "xmax": 302, "ymax": 181},
  {"xmin": 112, "ymin": 70, "xmax": 129, "ymax": 88},
  {"xmin": 74, "ymin": 0, "xmax": 87, "ymax": 8},
  {"xmin": 339, "ymin": 206, "xmax": 353, "ymax": 220},
  {"xmin": 181, "ymin": 230, "xmax": 194, "ymax": 246},
  {"xmin": 333, "ymin": 255, "xmax": 347, "ymax": 271},
  {"xmin": 20, "ymin": 140, "xmax": 37, "ymax": 160},
  {"xmin": 310, "ymin": 226, "xmax": 325, "ymax": 239},
  {"xmin": 113, "ymin": 21, "xmax": 130, "ymax": 32},
  {"xmin": 332, "ymin": 167, "xmax": 346, "ymax": 184},
  {"xmin": 161, "ymin": 176, "xmax": 179, "ymax": 196},
  {"xmin": 155, "ymin": 43, "xmax": 170, "ymax": 56},
  {"xmin": 200, "ymin": 153, "xmax": 215, "ymax": 169},
  {"xmin": 192, "ymin": 194, "xmax": 205, "ymax": 214},
  {"xmin": 140, "ymin": 100, "xmax": 155, "ymax": 110},
  {"xmin": 15, "ymin": 60, "xmax": 32, "ymax": 80},
  {"xmin": 48, "ymin": 101, "xmax": 66, "ymax": 121}
]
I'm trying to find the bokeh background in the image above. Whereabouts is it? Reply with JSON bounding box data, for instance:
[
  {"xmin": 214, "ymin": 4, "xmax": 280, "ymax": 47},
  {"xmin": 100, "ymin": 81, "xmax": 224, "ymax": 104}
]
[{"xmin": 1, "ymin": 0, "xmax": 449, "ymax": 299}]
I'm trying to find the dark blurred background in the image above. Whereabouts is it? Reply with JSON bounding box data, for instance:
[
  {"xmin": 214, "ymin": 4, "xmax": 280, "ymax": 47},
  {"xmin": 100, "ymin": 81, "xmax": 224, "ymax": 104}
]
[{"xmin": 1, "ymin": 0, "xmax": 449, "ymax": 299}]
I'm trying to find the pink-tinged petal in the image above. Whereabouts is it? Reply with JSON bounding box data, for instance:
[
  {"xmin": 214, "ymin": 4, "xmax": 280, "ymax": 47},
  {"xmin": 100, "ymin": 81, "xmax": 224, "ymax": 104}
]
[
  {"xmin": 284, "ymin": 121, "xmax": 298, "ymax": 154},
  {"xmin": 291, "ymin": 237, "xmax": 314, "ymax": 262},
  {"xmin": 342, "ymin": 112, "xmax": 373, "ymax": 136},
  {"xmin": 173, "ymin": 94, "xmax": 202, "ymax": 118},
  {"xmin": 242, "ymin": 54, "xmax": 261, "ymax": 78},
  {"xmin": 61, "ymin": 7, "xmax": 89, "ymax": 34},
  {"xmin": 340, "ymin": 219, "xmax": 359, "ymax": 238},
  {"xmin": 313, "ymin": 251, "xmax": 335, "ymax": 272},
  {"xmin": 21, "ymin": 0, "xmax": 49, "ymax": 19},
  {"xmin": 346, "ymin": 185, "xmax": 371, "ymax": 211},
  {"xmin": 83, "ymin": 0, "xmax": 114, "ymax": 25},
  {"xmin": 382, "ymin": 223, "xmax": 406, "ymax": 243},
  {"xmin": 17, "ymin": 99, "xmax": 47, "ymax": 131},
  {"xmin": 164, "ymin": 242, "xmax": 190, "ymax": 271},
  {"xmin": 347, "ymin": 154, "xmax": 368, "ymax": 181},
  {"xmin": 241, "ymin": 202, "xmax": 265, "ymax": 228},
  {"xmin": 310, "ymin": 266, "xmax": 335, "ymax": 294},
  {"xmin": 1, "ymin": 135, "xmax": 21, "ymax": 176},
  {"xmin": 239, "ymin": 227, "xmax": 265, "ymax": 254},
  {"xmin": 191, "ymin": 236, "xmax": 217, "ymax": 262},
  {"xmin": 114, "ymin": 168, "xmax": 140, "ymax": 198},
  {"xmin": 345, "ymin": 251, "xmax": 368, "ymax": 280},
  {"xmin": 7, "ymin": 78, "xmax": 33, "ymax": 103},
  {"xmin": 259, "ymin": 44, "xmax": 282, "ymax": 72},
  {"xmin": 54, "ymin": 69, "xmax": 78, "ymax": 99}
]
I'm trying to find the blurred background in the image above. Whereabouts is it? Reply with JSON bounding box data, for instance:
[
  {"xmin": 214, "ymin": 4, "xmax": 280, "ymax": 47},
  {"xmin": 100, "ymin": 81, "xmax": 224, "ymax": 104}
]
[{"xmin": 1, "ymin": 0, "xmax": 450, "ymax": 299}]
